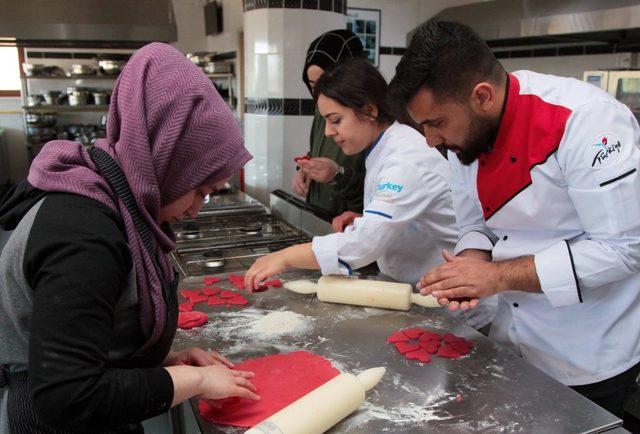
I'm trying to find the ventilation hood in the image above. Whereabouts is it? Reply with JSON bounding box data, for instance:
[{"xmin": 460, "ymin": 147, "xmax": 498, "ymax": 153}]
[
  {"xmin": 0, "ymin": 0, "xmax": 177, "ymax": 47},
  {"xmin": 435, "ymin": 0, "xmax": 640, "ymax": 50}
]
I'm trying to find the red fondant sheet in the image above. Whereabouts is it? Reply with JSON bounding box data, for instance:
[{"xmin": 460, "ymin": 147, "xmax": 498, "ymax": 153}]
[{"xmin": 198, "ymin": 351, "xmax": 340, "ymax": 428}]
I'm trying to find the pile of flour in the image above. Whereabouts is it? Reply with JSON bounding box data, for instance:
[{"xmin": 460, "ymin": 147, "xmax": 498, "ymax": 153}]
[{"xmin": 246, "ymin": 311, "xmax": 313, "ymax": 337}]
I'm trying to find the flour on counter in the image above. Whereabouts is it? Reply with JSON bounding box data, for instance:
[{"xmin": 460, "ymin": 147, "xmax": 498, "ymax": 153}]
[{"xmin": 246, "ymin": 311, "xmax": 313, "ymax": 337}]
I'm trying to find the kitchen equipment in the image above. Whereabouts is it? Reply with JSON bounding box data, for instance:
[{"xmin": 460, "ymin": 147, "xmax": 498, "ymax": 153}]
[
  {"xmin": 92, "ymin": 91, "xmax": 108, "ymax": 106},
  {"xmin": 203, "ymin": 61, "xmax": 231, "ymax": 74},
  {"xmin": 286, "ymin": 275, "xmax": 440, "ymax": 310},
  {"xmin": 186, "ymin": 52, "xmax": 213, "ymax": 67},
  {"xmin": 22, "ymin": 63, "xmax": 46, "ymax": 77},
  {"xmin": 98, "ymin": 59, "xmax": 125, "ymax": 76},
  {"xmin": 246, "ymin": 367, "xmax": 385, "ymax": 434},
  {"xmin": 26, "ymin": 112, "xmax": 56, "ymax": 127},
  {"xmin": 608, "ymin": 70, "xmax": 640, "ymax": 114},
  {"xmin": 171, "ymin": 211, "xmax": 307, "ymax": 277},
  {"xmin": 26, "ymin": 95, "xmax": 44, "ymax": 107},
  {"xmin": 26, "ymin": 126, "xmax": 57, "ymax": 144},
  {"xmin": 40, "ymin": 90, "xmax": 62, "ymax": 105},
  {"xmin": 68, "ymin": 64, "xmax": 97, "ymax": 77},
  {"xmin": 583, "ymin": 70, "xmax": 609, "ymax": 92},
  {"xmin": 67, "ymin": 87, "xmax": 91, "ymax": 106}
]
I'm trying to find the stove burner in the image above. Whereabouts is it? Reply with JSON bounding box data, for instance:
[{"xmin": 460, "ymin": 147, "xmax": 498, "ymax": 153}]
[
  {"xmin": 183, "ymin": 222, "xmax": 200, "ymax": 232},
  {"xmin": 240, "ymin": 223, "xmax": 263, "ymax": 235},
  {"xmin": 179, "ymin": 230, "xmax": 203, "ymax": 240},
  {"xmin": 201, "ymin": 250, "xmax": 226, "ymax": 270}
]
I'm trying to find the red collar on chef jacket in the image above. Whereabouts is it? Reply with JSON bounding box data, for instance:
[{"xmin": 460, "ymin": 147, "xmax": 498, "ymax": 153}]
[{"xmin": 476, "ymin": 72, "xmax": 573, "ymax": 221}]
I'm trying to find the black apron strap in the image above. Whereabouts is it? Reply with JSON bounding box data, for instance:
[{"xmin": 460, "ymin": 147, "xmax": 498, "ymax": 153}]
[{"xmin": 87, "ymin": 147, "xmax": 169, "ymax": 297}]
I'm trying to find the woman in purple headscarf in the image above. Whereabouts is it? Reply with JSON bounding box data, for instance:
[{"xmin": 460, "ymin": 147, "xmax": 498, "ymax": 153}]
[{"xmin": 0, "ymin": 43, "xmax": 258, "ymax": 433}]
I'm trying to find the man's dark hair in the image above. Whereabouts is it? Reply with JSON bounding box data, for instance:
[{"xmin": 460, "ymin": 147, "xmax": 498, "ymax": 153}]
[
  {"xmin": 388, "ymin": 19, "xmax": 505, "ymax": 113},
  {"xmin": 314, "ymin": 59, "xmax": 395, "ymax": 126}
]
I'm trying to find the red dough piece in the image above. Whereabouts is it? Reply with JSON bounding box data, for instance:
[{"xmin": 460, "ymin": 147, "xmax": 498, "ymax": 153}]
[
  {"xmin": 227, "ymin": 295, "xmax": 249, "ymax": 306},
  {"xmin": 203, "ymin": 277, "xmax": 222, "ymax": 285},
  {"xmin": 405, "ymin": 348, "xmax": 432, "ymax": 363},
  {"xmin": 443, "ymin": 333, "xmax": 466, "ymax": 344},
  {"xmin": 394, "ymin": 341, "xmax": 421, "ymax": 355},
  {"xmin": 230, "ymin": 280, "xmax": 246, "ymax": 290},
  {"xmin": 449, "ymin": 340, "xmax": 474, "ymax": 355},
  {"xmin": 178, "ymin": 302, "xmax": 194, "ymax": 312},
  {"xmin": 207, "ymin": 296, "xmax": 226, "ymax": 306},
  {"xmin": 220, "ymin": 290, "xmax": 237, "ymax": 299},
  {"xmin": 402, "ymin": 328, "xmax": 424, "ymax": 340},
  {"xmin": 178, "ymin": 311, "xmax": 208, "ymax": 330},
  {"xmin": 293, "ymin": 155, "xmax": 311, "ymax": 164},
  {"xmin": 386, "ymin": 331, "xmax": 411, "ymax": 343},
  {"xmin": 263, "ymin": 279, "xmax": 282, "ymax": 288},
  {"xmin": 420, "ymin": 339, "xmax": 440, "ymax": 354},
  {"xmin": 198, "ymin": 351, "xmax": 339, "ymax": 428},
  {"xmin": 187, "ymin": 294, "xmax": 209, "ymax": 305},
  {"xmin": 202, "ymin": 287, "xmax": 221, "ymax": 296},
  {"xmin": 180, "ymin": 289, "xmax": 202, "ymax": 298},
  {"xmin": 436, "ymin": 344, "xmax": 464, "ymax": 359},
  {"xmin": 419, "ymin": 331, "xmax": 443, "ymax": 343}
]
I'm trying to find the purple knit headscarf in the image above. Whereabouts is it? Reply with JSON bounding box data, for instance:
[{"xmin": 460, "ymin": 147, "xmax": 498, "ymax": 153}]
[{"xmin": 28, "ymin": 42, "xmax": 252, "ymax": 350}]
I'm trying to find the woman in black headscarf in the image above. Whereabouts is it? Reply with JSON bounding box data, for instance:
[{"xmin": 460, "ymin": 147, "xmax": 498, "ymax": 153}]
[{"xmin": 292, "ymin": 29, "xmax": 366, "ymax": 228}]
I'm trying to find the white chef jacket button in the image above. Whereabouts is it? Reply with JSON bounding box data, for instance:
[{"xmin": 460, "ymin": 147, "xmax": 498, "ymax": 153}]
[
  {"xmin": 513, "ymin": 303, "xmax": 519, "ymax": 308},
  {"xmin": 503, "ymin": 235, "xmax": 508, "ymax": 241}
]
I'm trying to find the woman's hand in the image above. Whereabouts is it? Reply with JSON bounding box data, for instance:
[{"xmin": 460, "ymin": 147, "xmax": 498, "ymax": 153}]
[
  {"xmin": 198, "ymin": 366, "xmax": 260, "ymax": 401},
  {"xmin": 332, "ymin": 211, "xmax": 361, "ymax": 232},
  {"xmin": 292, "ymin": 169, "xmax": 310, "ymax": 197},
  {"xmin": 244, "ymin": 250, "xmax": 290, "ymax": 292},
  {"xmin": 297, "ymin": 158, "xmax": 340, "ymax": 184},
  {"xmin": 164, "ymin": 348, "xmax": 234, "ymax": 368}
]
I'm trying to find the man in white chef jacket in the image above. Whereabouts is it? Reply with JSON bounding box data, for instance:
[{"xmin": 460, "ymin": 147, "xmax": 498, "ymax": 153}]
[{"xmin": 389, "ymin": 19, "xmax": 640, "ymax": 425}]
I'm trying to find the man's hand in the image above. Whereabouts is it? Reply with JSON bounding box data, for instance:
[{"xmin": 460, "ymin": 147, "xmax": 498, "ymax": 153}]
[
  {"xmin": 417, "ymin": 250, "xmax": 503, "ymax": 311},
  {"xmin": 297, "ymin": 157, "xmax": 340, "ymax": 184},
  {"xmin": 332, "ymin": 211, "xmax": 361, "ymax": 232},
  {"xmin": 292, "ymin": 169, "xmax": 311, "ymax": 197}
]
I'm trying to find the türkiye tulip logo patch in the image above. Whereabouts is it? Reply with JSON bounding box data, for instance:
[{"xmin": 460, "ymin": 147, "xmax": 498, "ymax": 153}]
[{"xmin": 585, "ymin": 134, "xmax": 623, "ymax": 169}]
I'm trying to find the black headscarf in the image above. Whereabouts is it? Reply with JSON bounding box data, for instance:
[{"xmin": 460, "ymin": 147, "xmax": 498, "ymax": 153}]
[{"xmin": 303, "ymin": 29, "xmax": 364, "ymax": 95}]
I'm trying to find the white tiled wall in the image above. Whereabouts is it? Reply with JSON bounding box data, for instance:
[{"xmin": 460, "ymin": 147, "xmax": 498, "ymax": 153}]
[{"xmin": 243, "ymin": 7, "xmax": 345, "ymax": 206}]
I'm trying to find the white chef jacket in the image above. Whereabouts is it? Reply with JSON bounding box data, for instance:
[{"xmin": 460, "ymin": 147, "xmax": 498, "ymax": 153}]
[
  {"xmin": 450, "ymin": 70, "xmax": 640, "ymax": 385},
  {"xmin": 312, "ymin": 122, "xmax": 458, "ymax": 284}
]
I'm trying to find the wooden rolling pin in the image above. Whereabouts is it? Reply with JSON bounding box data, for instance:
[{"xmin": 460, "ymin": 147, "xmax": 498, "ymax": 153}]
[
  {"xmin": 284, "ymin": 275, "xmax": 440, "ymax": 310},
  {"xmin": 245, "ymin": 367, "xmax": 385, "ymax": 434}
]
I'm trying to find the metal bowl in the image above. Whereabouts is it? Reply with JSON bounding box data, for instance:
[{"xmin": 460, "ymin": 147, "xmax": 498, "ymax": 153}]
[
  {"xmin": 40, "ymin": 90, "xmax": 62, "ymax": 105},
  {"xmin": 98, "ymin": 59, "xmax": 125, "ymax": 76},
  {"xmin": 68, "ymin": 64, "xmax": 97, "ymax": 77}
]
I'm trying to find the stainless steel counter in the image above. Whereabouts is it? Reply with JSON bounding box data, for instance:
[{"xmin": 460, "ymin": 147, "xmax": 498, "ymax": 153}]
[{"xmin": 172, "ymin": 269, "xmax": 622, "ymax": 434}]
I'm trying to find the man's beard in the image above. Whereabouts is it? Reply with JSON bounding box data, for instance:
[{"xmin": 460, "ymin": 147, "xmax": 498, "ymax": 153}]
[{"xmin": 452, "ymin": 111, "xmax": 500, "ymax": 166}]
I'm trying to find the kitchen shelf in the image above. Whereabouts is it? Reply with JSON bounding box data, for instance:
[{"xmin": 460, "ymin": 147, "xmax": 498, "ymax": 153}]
[
  {"xmin": 24, "ymin": 75, "xmax": 118, "ymax": 80},
  {"xmin": 205, "ymin": 73, "xmax": 234, "ymax": 79},
  {"xmin": 24, "ymin": 105, "xmax": 109, "ymax": 113}
]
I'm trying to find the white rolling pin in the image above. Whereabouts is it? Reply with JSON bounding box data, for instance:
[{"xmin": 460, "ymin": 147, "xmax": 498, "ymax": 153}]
[
  {"xmin": 245, "ymin": 367, "xmax": 385, "ymax": 434},
  {"xmin": 283, "ymin": 275, "xmax": 440, "ymax": 310}
]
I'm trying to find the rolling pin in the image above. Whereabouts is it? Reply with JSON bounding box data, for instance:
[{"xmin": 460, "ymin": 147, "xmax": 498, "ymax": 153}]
[
  {"xmin": 283, "ymin": 275, "xmax": 440, "ymax": 310},
  {"xmin": 245, "ymin": 367, "xmax": 385, "ymax": 434}
]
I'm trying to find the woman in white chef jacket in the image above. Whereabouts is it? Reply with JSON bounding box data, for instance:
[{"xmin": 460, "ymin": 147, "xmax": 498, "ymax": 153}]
[{"xmin": 245, "ymin": 60, "xmax": 489, "ymax": 322}]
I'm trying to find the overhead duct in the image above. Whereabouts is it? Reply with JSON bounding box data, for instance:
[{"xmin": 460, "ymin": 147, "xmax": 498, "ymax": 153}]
[
  {"xmin": 0, "ymin": 0, "xmax": 177, "ymax": 47},
  {"xmin": 429, "ymin": 0, "xmax": 640, "ymax": 54}
]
